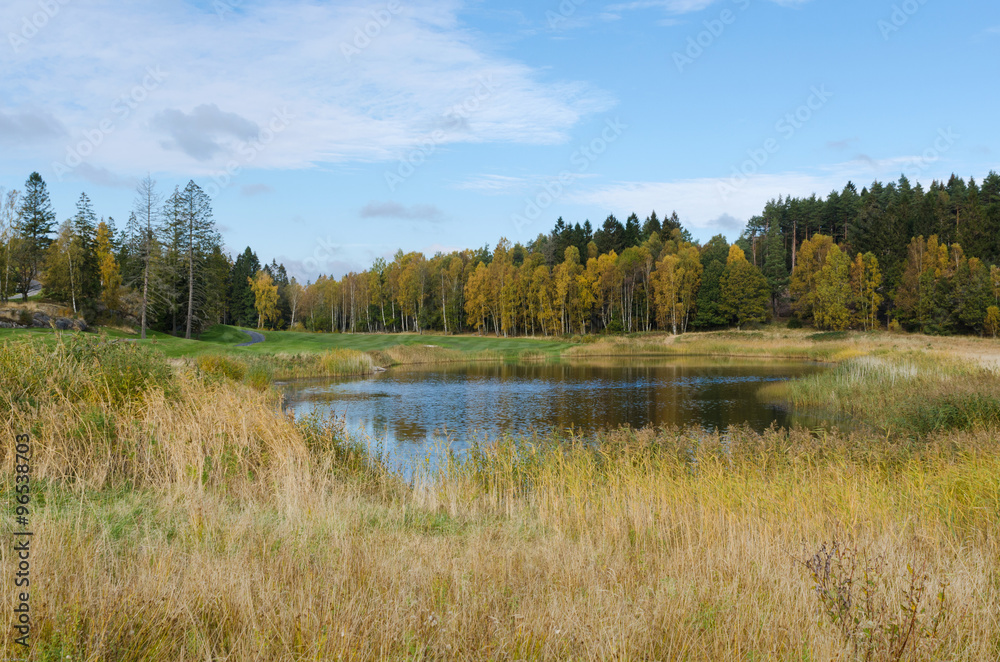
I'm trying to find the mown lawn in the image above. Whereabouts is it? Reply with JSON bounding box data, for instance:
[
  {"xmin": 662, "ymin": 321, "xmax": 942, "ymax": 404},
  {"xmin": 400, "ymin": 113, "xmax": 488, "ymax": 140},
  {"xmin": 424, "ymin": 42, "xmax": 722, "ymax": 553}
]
[{"xmin": 0, "ymin": 324, "xmax": 578, "ymax": 359}]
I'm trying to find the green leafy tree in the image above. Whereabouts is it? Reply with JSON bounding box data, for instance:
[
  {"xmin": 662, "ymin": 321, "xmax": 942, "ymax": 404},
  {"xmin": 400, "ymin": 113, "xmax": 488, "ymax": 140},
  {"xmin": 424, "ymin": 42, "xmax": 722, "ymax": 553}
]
[
  {"xmin": 693, "ymin": 235, "xmax": 730, "ymax": 328},
  {"xmin": 813, "ymin": 244, "xmax": 853, "ymax": 330},
  {"xmin": 851, "ymin": 252, "xmax": 883, "ymax": 331},
  {"xmin": 720, "ymin": 245, "xmax": 769, "ymax": 329},
  {"xmin": 43, "ymin": 221, "xmax": 84, "ymax": 312}
]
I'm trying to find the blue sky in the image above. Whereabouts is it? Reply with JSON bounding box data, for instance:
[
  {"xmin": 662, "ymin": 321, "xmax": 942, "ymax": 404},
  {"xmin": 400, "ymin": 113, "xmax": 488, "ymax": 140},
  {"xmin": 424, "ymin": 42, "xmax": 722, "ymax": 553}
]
[{"xmin": 1, "ymin": 0, "xmax": 997, "ymax": 279}]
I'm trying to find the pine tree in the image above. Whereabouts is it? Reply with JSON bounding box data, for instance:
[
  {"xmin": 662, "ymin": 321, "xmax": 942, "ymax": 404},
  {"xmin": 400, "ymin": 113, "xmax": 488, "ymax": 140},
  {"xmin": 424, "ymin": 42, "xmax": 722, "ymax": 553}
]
[
  {"xmin": 623, "ymin": 213, "xmax": 641, "ymax": 248},
  {"xmin": 180, "ymin": 181, "xmax": 220, "ymax": 338},
  {"xmin": 641, "ymin": 211, "xmax": 661, "ymax": 241},
  {"xmin": 761, "ymin": 219, "xmax": 789, "ymax": 316},
  {"xmin": 230, "ymin": 248, "xmax": 261, "ymax": 327},
  {"xmin": 131, "ymin": 176, "xmax": 162, "ymax": 339},
  {"xmin": 71, "ymin": 193, "xmax": 100, "ymax": 301},
  {"xmin": 15, "ymin": 172, "xmax": 56, "ymax": 300}
]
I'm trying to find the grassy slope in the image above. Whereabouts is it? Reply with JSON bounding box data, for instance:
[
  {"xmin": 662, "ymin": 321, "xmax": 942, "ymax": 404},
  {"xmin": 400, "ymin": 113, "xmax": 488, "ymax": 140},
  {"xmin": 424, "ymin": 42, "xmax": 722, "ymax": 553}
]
[{"xmin": 0, "ymin": 324, "xmax": 577, "ymax": 359}]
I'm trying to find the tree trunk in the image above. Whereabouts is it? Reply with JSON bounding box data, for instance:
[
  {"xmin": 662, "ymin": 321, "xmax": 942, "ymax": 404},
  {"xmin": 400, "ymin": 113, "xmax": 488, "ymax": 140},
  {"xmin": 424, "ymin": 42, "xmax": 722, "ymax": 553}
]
[
  {"xmin": 185, "ymin": 220, "xmax": 194, "ymax": 339},
  {"xmin": 67, "ymin": 246, "xmax": 77, "ymax": 314}
]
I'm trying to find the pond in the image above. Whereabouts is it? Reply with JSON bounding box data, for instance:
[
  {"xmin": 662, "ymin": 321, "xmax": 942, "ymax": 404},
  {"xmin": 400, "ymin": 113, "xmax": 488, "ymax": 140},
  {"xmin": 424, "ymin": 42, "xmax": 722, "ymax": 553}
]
[{"xmin": 281, "ymin": 358, "xmax": 831, "ymax": 474}]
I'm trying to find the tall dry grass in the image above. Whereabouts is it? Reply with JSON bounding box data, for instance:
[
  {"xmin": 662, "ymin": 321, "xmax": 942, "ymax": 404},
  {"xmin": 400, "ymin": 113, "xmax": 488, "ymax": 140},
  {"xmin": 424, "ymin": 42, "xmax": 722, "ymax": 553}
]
[
  {"xmin": 1, "ymin": 334, "xmax": 999, "ymax": 660},
  {"xmin": 762, "ymin": 353, "xmax": 1000, "ymax": 436},
  {"xmin": 368, "ymin": 344, "xmax": 504, "ymax": 366}
]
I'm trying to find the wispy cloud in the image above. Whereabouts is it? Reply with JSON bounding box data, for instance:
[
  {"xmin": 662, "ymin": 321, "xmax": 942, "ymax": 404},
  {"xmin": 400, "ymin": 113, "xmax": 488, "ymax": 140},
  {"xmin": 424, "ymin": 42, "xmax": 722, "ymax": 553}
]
[
  {"xmin": 242, "ymin": 183, "xmax": 274, "ymax": 197},
  {"xmin": 0, "ymin": 1, "xmax": 612, "ymax": 178},
  {"xmin": 151, "ymin": 104, "xmax": 260, "ymax": 161},
  {"xmin": 456, "ymin": 172, "xmax": 598, "ymax": 194},
  {"xmin": 74, "ymin": 163, "xmax": 133, "ymax": 189},
  {"xmin": 605, "ymin": 0, "xmax": 715, "ymax": 12},
  {"xmin": 0, "ymin": 108, "xmax": 66, "ymax": 145},
  {"xmin": 826, "ymin": 137, "xmax": 858, "ymax": 150},
  {"xmin": 360, "ymin": 201, "xmax": 445, "ymax": 221},
  {"xmin": 605, "ymin": 0, "xmax": 811, "ymax": 14}
]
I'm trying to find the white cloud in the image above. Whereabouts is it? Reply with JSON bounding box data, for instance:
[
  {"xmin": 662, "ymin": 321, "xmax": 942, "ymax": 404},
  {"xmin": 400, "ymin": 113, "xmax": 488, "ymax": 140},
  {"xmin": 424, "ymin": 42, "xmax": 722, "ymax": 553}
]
[
  {"xmin": 0, "ymin": 0, "xmax": 612, "ymax": 178},
  {"xmin": 456, "ymin": 172, "xmax": 598, "ymax": 195},
  {"xmin": 360, "ymin": 201, "xmax": 444, "ymax": 221},
  {"xmin": 605, "ymin": 0, "xmax": 811, "ymax": 14},
  {"xmin": 567, "ymin": 157, "xmax": 961, "ymax": 240},
  {"xmin": 605, "ymin": 0, "xmax": 716, "ymax": 12}
]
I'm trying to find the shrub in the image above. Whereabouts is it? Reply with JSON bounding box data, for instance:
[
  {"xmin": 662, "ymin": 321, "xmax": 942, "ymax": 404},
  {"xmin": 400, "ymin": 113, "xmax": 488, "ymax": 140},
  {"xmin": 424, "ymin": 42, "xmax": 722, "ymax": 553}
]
[
  {"xmin": 0, "ymin": 334, "xmax": 174, "ymax": 411},
  {"xmin": 196, "ymin": 354, "xmax": 247, "ymax": 382},
  {"xmin": 802, "ymin": 539, "xmax": 947, "ymax": 661},
  {"xmin": 808, "ymin": 331, "xmax": 849, "ymax": 342},
  {"xmin": 786, "ymin": 316, "xmax": 803, "ymax": 329}
]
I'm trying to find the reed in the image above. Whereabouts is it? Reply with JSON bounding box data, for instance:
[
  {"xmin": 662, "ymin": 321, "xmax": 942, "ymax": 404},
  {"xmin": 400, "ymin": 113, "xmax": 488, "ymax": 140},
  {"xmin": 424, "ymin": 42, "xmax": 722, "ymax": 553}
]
[
  {"xmin": 1, "ymin": 334, "xmax": 999, "ymax": 660},
  {"xmin": 763, "ymin": 353, "xmax": 1000, "ymax": 435}
]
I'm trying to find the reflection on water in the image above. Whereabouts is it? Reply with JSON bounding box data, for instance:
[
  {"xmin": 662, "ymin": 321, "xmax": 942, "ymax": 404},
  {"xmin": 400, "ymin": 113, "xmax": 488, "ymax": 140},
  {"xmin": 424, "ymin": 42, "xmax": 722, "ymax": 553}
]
[{"xmin": 281, "ymin": 358, "xmax": 829, "ymax": 473}]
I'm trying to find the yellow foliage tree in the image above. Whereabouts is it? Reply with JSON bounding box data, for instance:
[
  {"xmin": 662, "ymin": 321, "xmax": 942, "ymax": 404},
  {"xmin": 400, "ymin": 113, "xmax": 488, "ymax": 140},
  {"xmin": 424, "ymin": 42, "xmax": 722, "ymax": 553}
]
[
  {"xmin": 96, "ymin": 221, "xmax": 122, "ymax": 311},
  {"xmin": 813, "ymin": 244, "xmax": 853, "ymax": 331},
  {"xmin": 986, "ymin": 306, "xmax": 1000, "ymax": 338},
  {"xmin": 249, "ymin": 270, "xmax": 279, "ymax": 330},
  {"xmin": 789, "ymin": 234, "xmax": 833, "ymax": 321},
  {"xmin": 851, "ymin": 252, "xmax": 882, "ymax": 331}
]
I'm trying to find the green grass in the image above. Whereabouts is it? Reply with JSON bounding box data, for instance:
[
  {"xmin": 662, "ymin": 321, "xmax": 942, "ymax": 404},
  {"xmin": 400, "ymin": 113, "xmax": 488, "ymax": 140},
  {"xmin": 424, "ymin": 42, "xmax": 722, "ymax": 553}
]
[
  {"xmin": 207, "ymin": 326, "xmax": 577, "ymax": 358},
  {"xmin": 96, "ymin": 325, "xmax": 579, "ymax": 360}
]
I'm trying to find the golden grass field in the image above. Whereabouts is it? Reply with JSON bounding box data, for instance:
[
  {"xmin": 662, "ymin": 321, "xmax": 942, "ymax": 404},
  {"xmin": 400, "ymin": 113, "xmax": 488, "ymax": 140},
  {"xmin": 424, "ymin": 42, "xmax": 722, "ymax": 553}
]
[{"xmin": 1, "ymin": 329, "xmax": 999, "ymax": 660}]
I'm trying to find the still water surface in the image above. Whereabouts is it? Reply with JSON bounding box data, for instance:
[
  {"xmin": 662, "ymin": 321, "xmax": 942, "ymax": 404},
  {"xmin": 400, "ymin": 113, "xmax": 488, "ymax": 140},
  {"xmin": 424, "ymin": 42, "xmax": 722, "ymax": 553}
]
[{"xmin": 281, "ymin": 358, "xmax": 829, "ymax": 473}]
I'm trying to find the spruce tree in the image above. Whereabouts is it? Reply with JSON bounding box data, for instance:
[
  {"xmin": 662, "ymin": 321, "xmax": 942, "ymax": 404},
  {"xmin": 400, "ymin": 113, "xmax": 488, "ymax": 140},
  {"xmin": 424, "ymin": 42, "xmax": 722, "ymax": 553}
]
[
  {"xmin": 15, "ymin": 172, "xmax": 56, "ymax": 300},
  {"xmin": 71, "ymin": 193, "xmax": 100, "ymax": 301},
  {"xmin": 229, "ymin": 248, "xmax": 261, "ymax": 327},
  {"xmin": 761, "ymin": 220, "xmax": 789, "ymax": 316}
]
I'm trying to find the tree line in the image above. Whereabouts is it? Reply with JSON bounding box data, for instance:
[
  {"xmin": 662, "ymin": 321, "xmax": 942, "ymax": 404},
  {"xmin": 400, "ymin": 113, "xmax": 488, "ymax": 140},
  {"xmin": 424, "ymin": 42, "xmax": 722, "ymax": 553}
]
[{"xmin": 2, "ymin": 170, "xmax": 999, "ymax": 338}]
